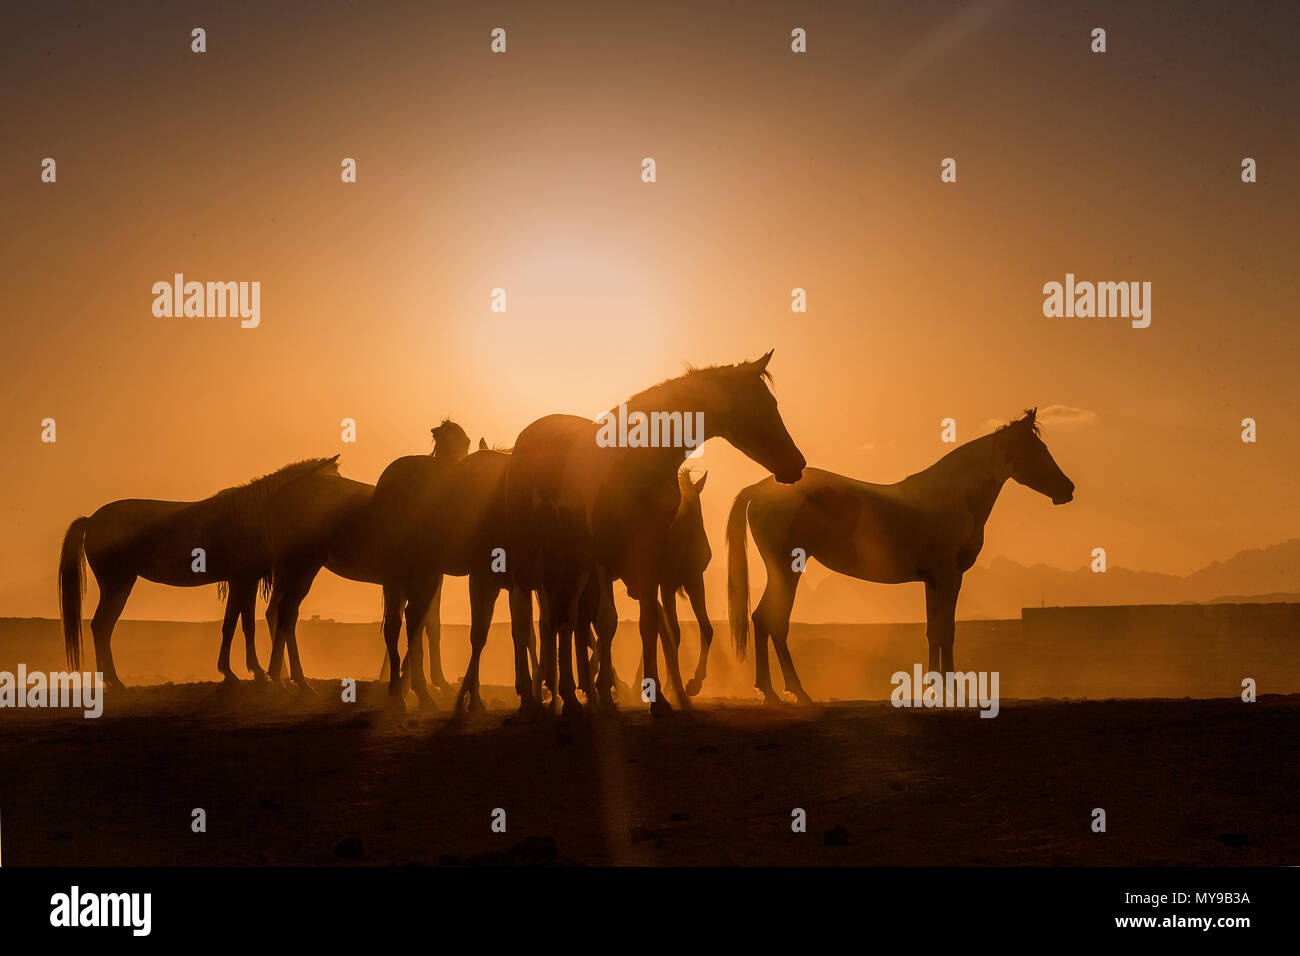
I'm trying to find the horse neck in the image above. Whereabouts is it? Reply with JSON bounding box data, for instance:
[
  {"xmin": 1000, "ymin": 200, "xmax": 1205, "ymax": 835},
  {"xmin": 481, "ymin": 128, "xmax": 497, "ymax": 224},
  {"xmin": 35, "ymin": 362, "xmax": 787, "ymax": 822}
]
[
  {"xmin": 911, "ymin": 432, "xmax": 1008, "ymax": 521},
  {"xmin": 613, "ymin": 375, "xmax": 717, "ymax": 489}
]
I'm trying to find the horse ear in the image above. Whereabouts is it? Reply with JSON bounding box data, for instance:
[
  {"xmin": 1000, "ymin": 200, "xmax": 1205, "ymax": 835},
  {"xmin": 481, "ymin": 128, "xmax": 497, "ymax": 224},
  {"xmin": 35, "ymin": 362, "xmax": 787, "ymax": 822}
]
[
  {"xmin": 694, "ymin": 471, "xmax": 708, "ymax": 493},
  {"xmin": 751, "ymin": 349, "xmax": 774, "ymax": 374},
  {"xmin": 478, "ymin": 437, "xmax": 488, "ymax": 450},
  {"xmin": 1026, "ymin": 407, "xmax": 1038, "ymax": 425}
]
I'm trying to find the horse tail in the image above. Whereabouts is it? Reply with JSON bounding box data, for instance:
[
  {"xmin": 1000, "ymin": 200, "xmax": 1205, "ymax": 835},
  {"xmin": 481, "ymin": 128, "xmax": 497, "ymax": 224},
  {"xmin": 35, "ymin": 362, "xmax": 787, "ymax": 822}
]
[
  {"xmin": 59, "ymin": 517, "xmax": 90, "ymax": 669},
  {"xmin": 726, "ymin": 484, "xmax": 758, "ymax": 661}
]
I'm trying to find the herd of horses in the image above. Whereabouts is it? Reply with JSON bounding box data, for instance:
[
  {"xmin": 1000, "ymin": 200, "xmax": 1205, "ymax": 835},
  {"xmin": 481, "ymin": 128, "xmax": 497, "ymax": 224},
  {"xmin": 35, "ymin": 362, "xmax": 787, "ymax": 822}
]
[{"xmin": 56, "ymin": 352, "xmax": 1075, "ymax": 716}]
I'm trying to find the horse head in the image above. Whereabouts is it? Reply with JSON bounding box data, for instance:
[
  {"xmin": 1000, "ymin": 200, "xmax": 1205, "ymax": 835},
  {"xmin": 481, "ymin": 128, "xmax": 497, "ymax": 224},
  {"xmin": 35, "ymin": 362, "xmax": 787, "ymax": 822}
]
[
  {"xmin": 430, "ymin": 419, "xmax": 471, "ymax": 463},
  {"xmin": 676, "ymin": 468, "xmax": 712, "ymax": 572},
  {"xmin": 996, "ymin": 408, "xmax": 1074, "ymax": 505},
  {"xmin": 711, "ymin": 351, "xmax": 806, "ymax": 484}
]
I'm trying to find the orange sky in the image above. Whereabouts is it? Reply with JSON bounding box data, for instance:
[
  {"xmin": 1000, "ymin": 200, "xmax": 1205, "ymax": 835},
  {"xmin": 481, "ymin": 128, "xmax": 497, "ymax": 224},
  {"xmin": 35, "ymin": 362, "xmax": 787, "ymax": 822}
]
[{"xmin": 2, "ymin": 0, "xmax": 1298, "ymax": 621}]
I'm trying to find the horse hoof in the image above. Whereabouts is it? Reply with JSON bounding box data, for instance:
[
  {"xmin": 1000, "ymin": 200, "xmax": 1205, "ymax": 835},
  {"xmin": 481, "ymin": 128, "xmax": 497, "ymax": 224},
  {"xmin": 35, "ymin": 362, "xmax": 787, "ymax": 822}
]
[
  {"xmin": 415, "ymin": 692, "xmax": 438, "ymax": 712},
  {"xmin": 685, "ymin": 678, "xmax": 703, "ymax": 697},
  {"xmin": 249, "ymin": 669, "xmax": 268, "ymax": 682},
  {"xmin": 561, "ymin": 699, "xmax": 585, "ymax": 720},
  {"xmin": 760, "ymin": 691, "xmax": 786, "ymax": 707},
  {"xmin": 220, "ymin": 672, "xmax": 239, "ymax": 685},
  {"xmin": 507, "ymin": 699, "xmax": 543, "ymax": 723},
  {"xmin": 649, "ymin": 698, "xmax": 674, "ymax": 718}
]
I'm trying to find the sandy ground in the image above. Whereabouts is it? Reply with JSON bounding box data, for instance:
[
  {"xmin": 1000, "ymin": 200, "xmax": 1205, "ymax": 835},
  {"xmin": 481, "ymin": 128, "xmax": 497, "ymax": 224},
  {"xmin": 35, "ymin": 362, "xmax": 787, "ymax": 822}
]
[{"xmin": 2, "ymin": 682, "xmax": 1294, "ymax": 866}]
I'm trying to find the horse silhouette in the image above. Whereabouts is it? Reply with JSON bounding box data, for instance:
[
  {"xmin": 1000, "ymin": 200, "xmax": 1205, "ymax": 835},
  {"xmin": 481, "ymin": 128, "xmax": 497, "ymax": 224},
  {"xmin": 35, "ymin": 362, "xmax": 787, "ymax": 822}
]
[
  {"xmin": 57, "ymin": 458, "xmax": 339, "ymax": 687},
  {"xmin": 589, "ymin": 467, "xmax": 715, "ymax": 699},
  {"xmin": 507, "ymin": 352, "xmax": 805, "ymax": 717},
  {"xmin": 264, "ymin": 421, "xmax": 473, "ymax": 693},
  {"xmin": 726, "ymin": 409, "xmax": 1073, "ymax": 703},
  {"xmin": 366, "ymin": 422, "xmax": 535, "ymax": 710}
]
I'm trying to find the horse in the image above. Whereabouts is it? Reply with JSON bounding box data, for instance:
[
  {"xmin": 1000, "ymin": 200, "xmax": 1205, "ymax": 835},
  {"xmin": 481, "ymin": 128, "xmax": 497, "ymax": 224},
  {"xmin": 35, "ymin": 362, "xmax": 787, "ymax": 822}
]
[
  {"xmin": 725, "ymin": 408, "xmax": 1074, "ymax": 703},
  {"xmin": 263, "ymin": 421, "xmax": 473, "ymax": 693},
  {"xmin": 507, "ymin": 351, "xmax": 806, "ymax": 717},
  {"xmin": 57, "ymin": 457, "xmax": 339, "ymax": 687},
  {"xmin": 578, "ymin": 466, "xmax": 715, "ymax": 700}
]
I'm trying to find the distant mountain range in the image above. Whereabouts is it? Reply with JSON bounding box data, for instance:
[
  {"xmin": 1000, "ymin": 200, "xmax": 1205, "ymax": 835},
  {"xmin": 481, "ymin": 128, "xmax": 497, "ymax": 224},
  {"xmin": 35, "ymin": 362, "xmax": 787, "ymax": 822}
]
[{"xmin": 790, "ymin": 539, "xmax": 1300, "ymax": 623}]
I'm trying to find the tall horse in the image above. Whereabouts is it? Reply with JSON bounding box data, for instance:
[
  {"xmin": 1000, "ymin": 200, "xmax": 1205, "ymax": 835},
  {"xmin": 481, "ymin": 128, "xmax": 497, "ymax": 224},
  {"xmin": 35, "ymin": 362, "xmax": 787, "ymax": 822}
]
[
  {"xmin": 57, "ymin": 457, "xmax": 339, "ymax": 687},
  {"xmin": 264, "ymin": 421, "xmax": 473, "ymax": 692},
  {"xmin": 726, "ymin": 409, "xmax": 1074, "ymax": 703},
  {"xmin": 507, "ymin": 351, "xmax": 806, "ymax": 717}
]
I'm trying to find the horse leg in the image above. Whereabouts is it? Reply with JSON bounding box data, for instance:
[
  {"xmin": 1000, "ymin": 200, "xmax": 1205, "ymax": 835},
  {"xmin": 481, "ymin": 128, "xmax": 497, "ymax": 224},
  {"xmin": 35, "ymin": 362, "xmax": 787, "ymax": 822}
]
[
  {"xmin": 925, "ymin": 577, "xmax": 961, "ymax": 676},
  {"xmin": 90, "ymin": 575, "xmax": 134, "ymax": 689},
  {"xmin": 638, "ymin": 593, "xmax": 672, "ymax": 716},
  {"xmin": 752, "ymin": 565, "xmax": 794, "ymax": 704},
  {"xmin": 657, "ymin": 586, "xmax": 691, "ymax": 708},
  {"xmin": 424, "ymin": 577, "xmax": 452, "ymax": 693},
  {"xmin": 508, "ymin": 586, "xmax": 543, "ymax": 719},
  {"xmin": 528, "ymin": 617, "xmax": 542, "ymax": 701},
  {"xmin": 381, "ymin": 583, "xmax": 406, "ymax": 709},
  {"xmin": 455, "ymin": 575, "xmax": 498, "ymax": 718},
  {"xmin": 573, "ymin": 580, "xmax": 598, "ymax": 704},
  {"xmin": 217, "ymin": 585, "xmax": 241, "ymax": 682},
  {"xmin": 240, "ymin": 580, "xmax": 266, "ymax": 680},
  {"xmin": 593, "ymin": 571, "xmax": 619, "ymax": 709},
  {"xmin": 557, "ymin": 574, "xmax": 587, "ymax": 718},
  {"xmin": 276, "ymin": 572, "xmax": 317, "ymax": 692},
  {"xmin": 769, "ymin": 574, "xmax": 810, "ymax": 704},
  {"xmin": 405, "ymin": 586, "xmax": 437, "ymax": 709},
  {"xmin": 537, "ymin": 591, "xmax": 559, "ymax": 711},
  {"xmin": 684, "ymin": 574, "xmax": 713, "ymax": 696},
  {"xmin": 266, "ymin": 588, "xmax": 288, "ymax": 686}
]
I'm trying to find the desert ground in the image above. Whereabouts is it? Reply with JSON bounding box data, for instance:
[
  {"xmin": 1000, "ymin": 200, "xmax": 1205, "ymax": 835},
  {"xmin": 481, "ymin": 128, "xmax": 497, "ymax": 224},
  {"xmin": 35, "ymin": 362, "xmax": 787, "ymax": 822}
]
[
  {"xmin": 2, "ymin": 615, "xmax": 1296, "ymax": 866},
  {"xmin": 3, "ymin": 686, "xmax": 1297, "ymax": 866}
]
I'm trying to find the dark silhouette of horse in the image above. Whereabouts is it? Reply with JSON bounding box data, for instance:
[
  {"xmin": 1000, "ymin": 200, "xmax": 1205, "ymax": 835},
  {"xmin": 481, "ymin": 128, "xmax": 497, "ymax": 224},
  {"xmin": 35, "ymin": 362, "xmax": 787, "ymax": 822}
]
[
  {"xmin": 726, "ymin": 409, "xmax": 1074, "ymax": 702},
  {"xmin": 366, "ymin": 422, "xmax": 535, "ymax": 711},
  {"xmin": 585, "ymin": 467, "xmax": 715, "ymax": 699},
  {"xmin": 507, "ymin": 352, "xmax": 806, "ymax": 717},
  {"xmin": 57, "ymin": 458, "xmax": 338, "ymax": 687},
  {"xmin": 264, "ymin": 421, "xmax": 472, "ymax": 692}
]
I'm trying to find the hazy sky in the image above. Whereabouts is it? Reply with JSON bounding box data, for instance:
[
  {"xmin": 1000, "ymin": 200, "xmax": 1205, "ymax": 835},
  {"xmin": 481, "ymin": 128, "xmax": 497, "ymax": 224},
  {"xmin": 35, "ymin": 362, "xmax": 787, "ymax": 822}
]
[{"xmin": 2, "ymin": 0, "xmax": 1297, "ymax": 620}]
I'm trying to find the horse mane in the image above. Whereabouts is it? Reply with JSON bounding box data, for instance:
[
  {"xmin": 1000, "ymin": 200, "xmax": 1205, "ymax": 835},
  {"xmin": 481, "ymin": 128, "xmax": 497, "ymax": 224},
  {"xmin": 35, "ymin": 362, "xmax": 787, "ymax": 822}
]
[
  {"xmin": 234, "ymin": 456, "xmax": 340, "ymax": 495},
  {"xmin": 623, "ymin": 360, "xmax": 773, "ymax": 410},
  {"xmin": 995, "ymin": 410, "xmax": 1042, "ymax": 437},
  {"xmin": 682, "ymin": 360, "xmax": 774, "ymax": 385},
  {"xmin": 213, "ymin": 456, "xmax": 340, "ymax": 541}
]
